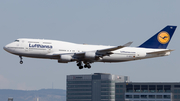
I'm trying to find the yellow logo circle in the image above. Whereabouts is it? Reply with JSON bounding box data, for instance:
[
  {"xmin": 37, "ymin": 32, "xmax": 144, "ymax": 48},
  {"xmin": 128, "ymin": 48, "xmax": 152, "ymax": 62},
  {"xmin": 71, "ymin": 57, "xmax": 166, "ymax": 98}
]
[{"xmin": 157, "ymin": 31, "xmax": 170, "ymax": 44}]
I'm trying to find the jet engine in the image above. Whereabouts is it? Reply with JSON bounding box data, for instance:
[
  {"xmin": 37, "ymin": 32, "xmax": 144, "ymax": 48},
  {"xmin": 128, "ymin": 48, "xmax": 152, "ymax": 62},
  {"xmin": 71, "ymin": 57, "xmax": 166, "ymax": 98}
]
[
  {"xmin": 58, "ymin": 55, "xmax": 73, "ymax": 63},
  {"xmin": 84, "ymin": 52, "xmax": 96, "ymax": 59}
]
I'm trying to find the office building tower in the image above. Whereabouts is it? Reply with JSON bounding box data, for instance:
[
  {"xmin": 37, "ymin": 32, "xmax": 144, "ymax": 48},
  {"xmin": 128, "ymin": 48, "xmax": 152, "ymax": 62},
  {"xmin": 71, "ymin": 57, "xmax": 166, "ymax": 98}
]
[
  {"xmin": 67, "ymin": 73, "xmax": 129, "ymax": 101},
  {"xmin": 115, "ymin": 82, "xmax": 180, "ymax": 101}
]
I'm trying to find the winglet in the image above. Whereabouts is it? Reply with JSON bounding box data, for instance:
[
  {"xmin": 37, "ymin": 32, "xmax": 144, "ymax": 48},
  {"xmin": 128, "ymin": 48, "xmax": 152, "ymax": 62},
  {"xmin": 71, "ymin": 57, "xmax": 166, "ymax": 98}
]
[{"xmin": 123, "ymin": 41, "xmax": 133, "ymax": 47}]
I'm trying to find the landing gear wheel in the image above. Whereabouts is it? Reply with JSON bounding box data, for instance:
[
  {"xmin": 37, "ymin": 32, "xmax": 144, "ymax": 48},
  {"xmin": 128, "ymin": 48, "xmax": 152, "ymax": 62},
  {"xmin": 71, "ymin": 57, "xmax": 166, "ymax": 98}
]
[
  {"xmin": 87, "ymin": 65, "xmax": 91, "ymax": 69},
  {"xmin": 87, "ymin": 64, "xmax": 91, "ymax": 69},
  {"xmin": 77, "ymin": 61, "xmax": 92, "ymax": 69},
  {"xmin": 84, "ymin": 65, "xmax": 88, "ymax": 68},
  {"xmin": 19, "ymin": 56, "xmax": 23, "ymax": 64},
  {"xmin": 84, "ymin": 63, "xmax": 91, "ymax": 69},
  {"xmin": 77, "ymin": 63, "xmax": 81, "ymax": 66},
  {"xmin": 79, "ymin": 66, "xmax": 83, "ymax": 69},
  {"xmin": 77, "ymin": 61, "xmax": 83, "ymax": 69},
  {"xmin": 20, "ymin": 61, "xmax": 23, "ymax": 64}
]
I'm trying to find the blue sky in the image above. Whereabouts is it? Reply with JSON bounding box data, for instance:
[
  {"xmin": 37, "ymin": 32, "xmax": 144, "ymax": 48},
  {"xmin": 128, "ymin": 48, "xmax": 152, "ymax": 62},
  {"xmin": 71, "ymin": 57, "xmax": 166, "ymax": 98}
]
[{"xmin": 0, "ymin": 0, "xmax": 180, "ymax": 90}]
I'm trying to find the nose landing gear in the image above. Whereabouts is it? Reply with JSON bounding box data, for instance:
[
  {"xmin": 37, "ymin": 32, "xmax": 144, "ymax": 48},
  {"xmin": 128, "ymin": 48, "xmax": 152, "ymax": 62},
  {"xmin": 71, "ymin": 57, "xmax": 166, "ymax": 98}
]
[{"xmin": 19, "ymin": 56, "xmax": 23, "ymax": 64}]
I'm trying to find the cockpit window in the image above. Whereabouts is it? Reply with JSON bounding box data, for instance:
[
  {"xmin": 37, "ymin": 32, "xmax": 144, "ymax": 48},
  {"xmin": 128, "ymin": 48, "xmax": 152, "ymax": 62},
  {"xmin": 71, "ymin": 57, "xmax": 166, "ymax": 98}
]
[{"xmin": 14, "ymin": 40, "xmax": 19, "ymax": 42}]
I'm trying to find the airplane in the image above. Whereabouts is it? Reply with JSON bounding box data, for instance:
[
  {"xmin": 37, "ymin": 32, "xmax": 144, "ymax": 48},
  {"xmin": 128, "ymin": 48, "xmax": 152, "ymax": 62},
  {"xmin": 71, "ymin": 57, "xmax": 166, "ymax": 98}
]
[{"xmin": 3, "ymin": 25, "xmax": 177, "ymax": 69}]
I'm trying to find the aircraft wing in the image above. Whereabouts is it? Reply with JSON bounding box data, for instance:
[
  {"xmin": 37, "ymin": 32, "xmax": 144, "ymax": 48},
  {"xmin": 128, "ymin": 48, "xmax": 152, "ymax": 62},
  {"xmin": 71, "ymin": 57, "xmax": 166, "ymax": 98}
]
[
  {"xmin": 97, "ymin": 42, "xmax": 133, "ymax": 54},
  {"xmin": 147, "ymin": 50, "xmax": 174, "ymax": 54},
  {"xmin": 74, "ymin": 42, "xmax": 133, "ymax": 58},
  {"xmin": 52, "ymin": 42, "xmax": 133, "ymax": 61}
]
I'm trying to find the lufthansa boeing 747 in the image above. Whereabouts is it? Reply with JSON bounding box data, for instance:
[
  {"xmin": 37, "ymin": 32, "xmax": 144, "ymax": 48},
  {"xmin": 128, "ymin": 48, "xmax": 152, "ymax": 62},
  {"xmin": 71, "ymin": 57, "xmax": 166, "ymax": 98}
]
[{"xmin": 3, "ymin": 25, "xmax": 177, "ymax": 69}]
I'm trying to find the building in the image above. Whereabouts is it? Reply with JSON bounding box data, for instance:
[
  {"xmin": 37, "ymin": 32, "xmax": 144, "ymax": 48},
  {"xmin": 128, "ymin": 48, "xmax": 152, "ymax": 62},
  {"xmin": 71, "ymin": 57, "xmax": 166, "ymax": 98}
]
[
  {"xmin": 116, "ymin": 82, "xmax": 180, "ymax": 101},
  {"xmin": 8, "ymin": 97, "xmax": 13, "ymax": 101},
  {"xmin": 67, "ymin": 73, "xmax": 180, "ymax": 101},
  {"xmin": 67, "ymin": 73, "xmax": 129, "ymax": 101}
]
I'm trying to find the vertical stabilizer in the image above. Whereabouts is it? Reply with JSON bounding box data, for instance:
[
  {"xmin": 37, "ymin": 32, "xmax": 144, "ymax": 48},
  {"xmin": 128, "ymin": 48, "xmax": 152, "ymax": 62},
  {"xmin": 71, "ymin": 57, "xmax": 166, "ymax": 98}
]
[{"xmin": 139, "ymin": 25, "xmax": 177, "ymax": 49}]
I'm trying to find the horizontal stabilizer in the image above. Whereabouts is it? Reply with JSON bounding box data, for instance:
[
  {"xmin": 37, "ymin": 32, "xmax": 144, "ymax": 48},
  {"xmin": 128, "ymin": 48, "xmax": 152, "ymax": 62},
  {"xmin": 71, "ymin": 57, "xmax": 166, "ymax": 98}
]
[{"xmin": 147, "ymin": 50, "xmax": 174, "ymax": 54}]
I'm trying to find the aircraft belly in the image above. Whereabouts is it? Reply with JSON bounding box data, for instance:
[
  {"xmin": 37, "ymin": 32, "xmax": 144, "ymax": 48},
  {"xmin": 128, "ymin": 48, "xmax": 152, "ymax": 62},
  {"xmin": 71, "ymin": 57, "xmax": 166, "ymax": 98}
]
[
  {"xmin": 11, "ymin": 52, "xmax": 59, "ymax": 59},
  {"xmin": 101, "ymin": 54, "xmax": 135, "ymax": 62}
]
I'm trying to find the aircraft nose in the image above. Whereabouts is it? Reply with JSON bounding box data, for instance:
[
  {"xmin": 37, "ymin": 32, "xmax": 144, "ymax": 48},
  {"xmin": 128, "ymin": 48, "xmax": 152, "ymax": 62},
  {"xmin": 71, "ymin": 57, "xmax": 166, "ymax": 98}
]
[
  {"xmin": 3, "ymin": 44, "xmax": 12, "ymax": 53},
  {"xmin": 3, "ymin": 45, "xmax": 7, "ymax": 51},
  {"xmin": 3, "ymin": 46, "xmax": 6, "ymax": 50}
]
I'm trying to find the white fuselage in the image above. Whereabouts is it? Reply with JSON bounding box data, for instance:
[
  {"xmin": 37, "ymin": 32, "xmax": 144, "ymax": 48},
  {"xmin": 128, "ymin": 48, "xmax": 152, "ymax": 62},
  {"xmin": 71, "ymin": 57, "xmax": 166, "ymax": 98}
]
[{"xmin": 3, "ymin": 38, "xmax": 170, "ymax": 63}]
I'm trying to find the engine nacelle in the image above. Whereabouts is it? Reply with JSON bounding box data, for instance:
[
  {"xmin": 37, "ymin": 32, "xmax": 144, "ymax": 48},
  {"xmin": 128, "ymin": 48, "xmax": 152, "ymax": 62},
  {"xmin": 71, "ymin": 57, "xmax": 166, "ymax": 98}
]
[
  {"xmin": 85, "ymin": 52, "xmax": 96, "ymax": 59},
  {"xmin": 58, "ymin": 55, "xmax": 73, "ymax": 63}
]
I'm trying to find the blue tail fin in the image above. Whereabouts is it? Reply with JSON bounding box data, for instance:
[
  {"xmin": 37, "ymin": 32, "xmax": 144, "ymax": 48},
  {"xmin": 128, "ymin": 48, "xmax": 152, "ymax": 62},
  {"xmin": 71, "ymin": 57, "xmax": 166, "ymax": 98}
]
[{"xmin": 139, "ymin": 25, "xmax": 177, "ymax": 49}]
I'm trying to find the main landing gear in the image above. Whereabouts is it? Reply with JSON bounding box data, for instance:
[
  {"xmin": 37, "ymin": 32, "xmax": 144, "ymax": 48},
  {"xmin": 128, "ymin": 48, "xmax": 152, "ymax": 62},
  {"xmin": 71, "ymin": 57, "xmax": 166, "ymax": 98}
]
[
  {"xmin": 77, "ymin": 61, "xmax": 83, "ymax": 69},
  {"xmin": 77, "ymin": 61, "xmax": 91, "ymax": 69},
  {"xmin": 19, "ymin": 56, "xmax": 23, "ymax": 64},
  {"xmin": 84, "ymin": 63, "xmax": 91, "ymax": 69}
]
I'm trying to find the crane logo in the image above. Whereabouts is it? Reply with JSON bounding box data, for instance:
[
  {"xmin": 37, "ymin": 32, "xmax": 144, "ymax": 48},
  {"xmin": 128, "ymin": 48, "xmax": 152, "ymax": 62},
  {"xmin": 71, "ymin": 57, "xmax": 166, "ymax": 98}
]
[{"xmin": 157, "ymin": 31, "xmax": 170, "ymax": 44}]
